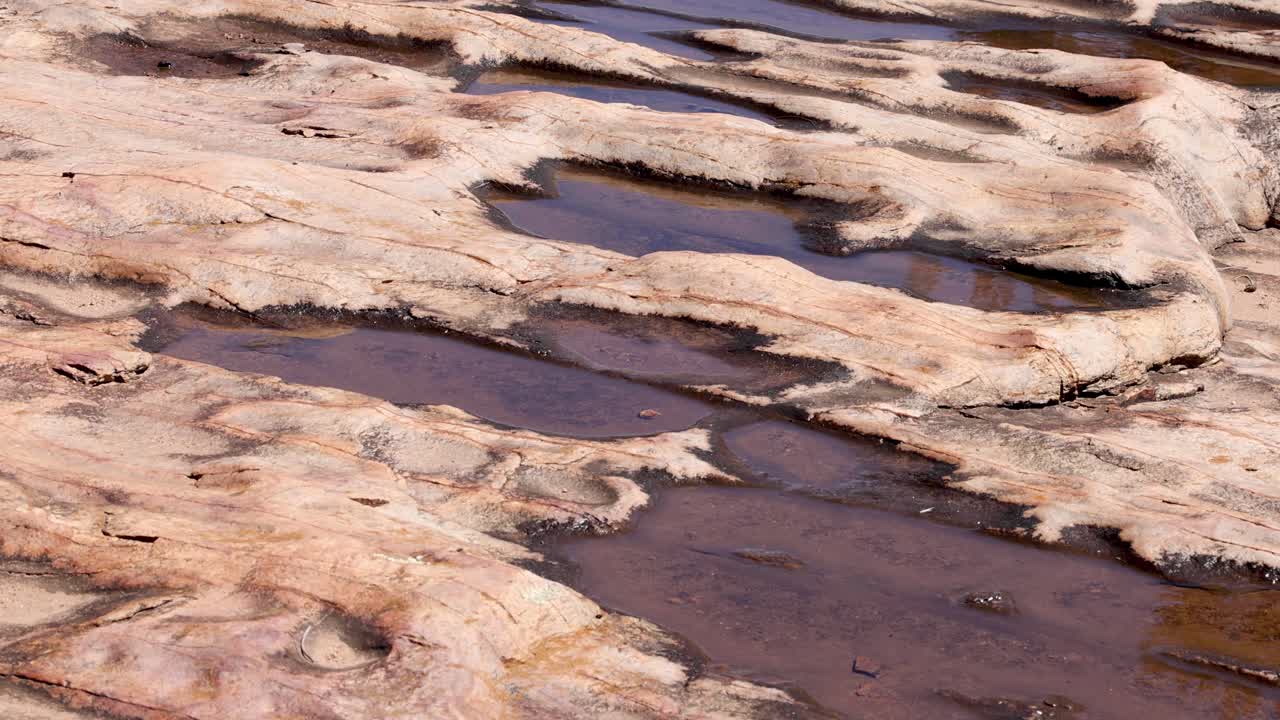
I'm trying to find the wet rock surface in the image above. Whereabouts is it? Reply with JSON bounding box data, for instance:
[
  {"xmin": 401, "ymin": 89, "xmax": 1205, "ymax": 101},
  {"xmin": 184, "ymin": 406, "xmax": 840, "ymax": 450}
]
[
  {"xmin": 144, "ymin": 307, "xmax": 718, "ymax": 439},
  {"xmin": 553, "ymin": 483, "xmax": 1280, "ymax": 719},
  {"xmin": 1, "ymin": 0, "xmax": 1279, "ymax": 717}
]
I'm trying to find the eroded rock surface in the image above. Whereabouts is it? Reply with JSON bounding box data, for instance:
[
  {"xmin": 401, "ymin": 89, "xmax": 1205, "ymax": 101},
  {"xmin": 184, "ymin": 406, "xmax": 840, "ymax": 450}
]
[
  {"xmin": 0, "ymin": 287, "xmax": 805, "ymax": 718},
  {"xmin": 1, "ymin": 0, "xmax": 1279, "ymax": 716}
]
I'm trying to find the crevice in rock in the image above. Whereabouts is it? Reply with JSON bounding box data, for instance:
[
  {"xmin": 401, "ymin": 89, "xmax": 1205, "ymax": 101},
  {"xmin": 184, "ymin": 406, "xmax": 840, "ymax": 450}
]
[{"xmin": 941, "ymin": 70, "xmax": 1131, "ymax": 114}]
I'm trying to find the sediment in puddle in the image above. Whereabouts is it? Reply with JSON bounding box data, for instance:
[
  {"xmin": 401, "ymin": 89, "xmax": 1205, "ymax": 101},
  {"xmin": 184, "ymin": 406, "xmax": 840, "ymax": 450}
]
[
  {"xmin": 527, "ymin": 2, "xmax": 722, "ymax": 61},
  {"xmin": 518, "ymin": 304, "xmax": 850, "ymax": 395},
  {"xmin": 138, "ymin": 303, "xmax": 1278, "ymax": 720},
  {"xmin": 942, "ymin": 71, "xmax": 1130, "ymax": 114},
  {"xmin": 484, "ymin": 163, "xmax": 1135, "ymax": 312}
]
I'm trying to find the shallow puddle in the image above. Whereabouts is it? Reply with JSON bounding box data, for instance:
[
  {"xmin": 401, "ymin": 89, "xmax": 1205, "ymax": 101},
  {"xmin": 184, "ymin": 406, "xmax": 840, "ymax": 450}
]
[
  {"xmin": 527, "ymin": 310, "xmax": 830, "ymax": 392},
  {"xmin": 1156, "ymin": 5, "xmax": 1280, "ymax": 33},
  {"xmin": 487, "ymin": 165, "xmax": 1121, "ymax": 312},
  {"xmin": 963, "ymin": 29, "xmax": 1280, "ymax": 88},
  {"xmin": 563, "ymin": 0, "xmax": 958, "ymax": 43},
  {"xmin": 943, "ymin": 71, "xmax": 1128, "ymax": 113},
  {"xmin": 142, "ymin": 306, "xmax": 1279, "ymax": 720},
  {"xmin": 555, "ymin": 480, "xmax": 1280, "ymax": 719},
  {"xmin": 465, "ymin": 67, "xmax": 777, "ymax": 123},
  {"xmin": 81, "ymin": 34, "xmax": 262, "ymax": 79},
  {"xmin": 146, "ymin": 311, "xmax": 717, "ymax": 439},
  {"xmin": 0, "ymin": 561, "xmax": 105, "ymax": 636},
  {"xmin": 532, "ymin": 2, "xmax": 1280, "ymax": 92}
]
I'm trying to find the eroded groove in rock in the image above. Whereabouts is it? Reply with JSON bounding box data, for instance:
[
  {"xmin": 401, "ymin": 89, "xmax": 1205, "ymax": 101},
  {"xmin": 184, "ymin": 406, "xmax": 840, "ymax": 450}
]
[
  {"xmin": 960, "ymin": 26, "xmax": 1280, "ymax": 87},
  {"xmin": 464, "ymin": 66, "xmax": 782, "ymax": 124},
  {"xmin": 484, "ymin": 162, "xmax": 1137, "ymax": 312},
  {"xmin": 513, "ymin": 1, "xmax": 724, "ymax": 60}
]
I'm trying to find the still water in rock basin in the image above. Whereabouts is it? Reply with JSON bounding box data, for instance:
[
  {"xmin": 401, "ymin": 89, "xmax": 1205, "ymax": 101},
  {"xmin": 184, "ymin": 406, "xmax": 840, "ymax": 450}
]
[
  {"xmin": 488, "ymin": 165, "xmax": 1120, "ymax": 313},
  {"xmin": 495, "ymin": 5, "xmax": 1280, "ymax": 719},
  {"xmin": 942, "ymin": 71, "xmax": 1130, "ymax": 114},
  {"xmin": 149, "ymin": 306, "xmax": 1280, "ymax": 719},
  {"xmin": 163, "ymin": 3, "xmax": 1280, "ymax": 717},
  {"xmin": 150, "ymin": 313, "xmax": 718, "ymax": 439},
  {"xmin": 466, "ymin": 67, "xmax": 778, "ymax": 123},
  {"xmin": 531, "ymin": 1, "xmax": 1280, "ymax": 90}
]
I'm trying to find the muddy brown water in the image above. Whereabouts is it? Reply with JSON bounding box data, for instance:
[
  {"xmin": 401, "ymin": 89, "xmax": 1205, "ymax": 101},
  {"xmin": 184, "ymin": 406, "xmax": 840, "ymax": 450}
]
[
  {"xmin": 1155, "ymin": 3, "xmax": 1280, "ymax": 33},
  {"xmin": 555, "ymin": 485, "xmax": 1280, "ymax": 720},
  {"xmin": 533, "ymin": 2, "xmax": 1280, "ymax": 91},
  {"xmin": 486, "ymin": 165, "xmax": 1125, "ymax": 312},
  {"xmin": 722, "ymin": 420, "xmax": 1025, "ymax": 527},
  {"xmin": 544, "ymin": 0, "xmax": 958, "ymax": 43},
  {"xmin": 465, "ymin": 67, "xmax": 779, "ymax": 124},
  {"xmin": 81, "ymin": 34, "xmax": 263, "ymax": 79},
  {"xmin": 964, "ymin": 29, "xmax": 1280, "ymax": 89},
  {"xmin": 79, "ymin": 16, "xmax": 452, "ymax": 78},
  {"xmin": 147, "ymin": 311, "xmax": 719, "ymax": 439},
  {"xmin": 552, "ymin": 424, "xmax": 1280, "ymax": 720}
]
